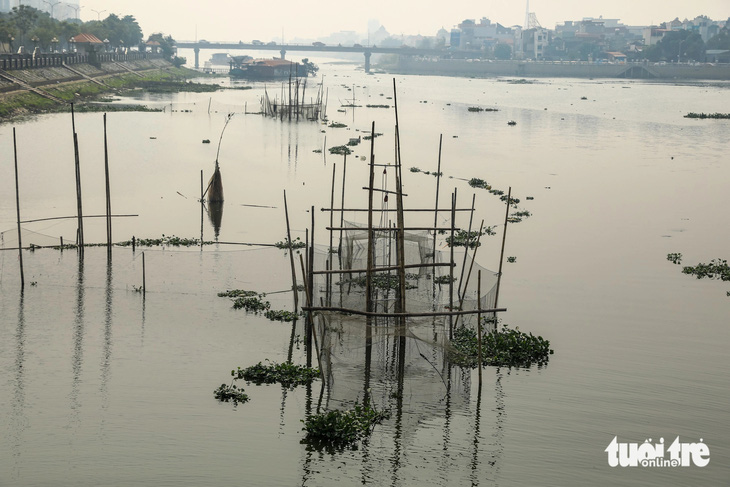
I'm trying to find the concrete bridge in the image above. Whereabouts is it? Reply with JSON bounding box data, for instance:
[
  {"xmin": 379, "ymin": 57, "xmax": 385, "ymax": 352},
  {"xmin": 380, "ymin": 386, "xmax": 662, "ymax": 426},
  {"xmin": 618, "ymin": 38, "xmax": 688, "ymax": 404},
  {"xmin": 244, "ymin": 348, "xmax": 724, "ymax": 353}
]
[{"xmin": 175, "ymin": 41, "xmax": 446, "ymax": 73}]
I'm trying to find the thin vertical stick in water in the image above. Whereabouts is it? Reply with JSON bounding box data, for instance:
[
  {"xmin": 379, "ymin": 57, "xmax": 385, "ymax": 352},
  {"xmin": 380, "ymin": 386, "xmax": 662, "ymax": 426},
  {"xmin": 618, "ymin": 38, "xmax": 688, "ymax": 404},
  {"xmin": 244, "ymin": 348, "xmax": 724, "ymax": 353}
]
[
  {"xmin": 327, "ymin": 163, "xmax": 336, "ymax": 306},
  {"xmin": 457, "ymin": 193, "xmax": 476, "ymax": 299},
  {"xmin": 12, "ymin": 128, "xmax": 24, "ymax": 288},
  {"xmin": 366, "ymin": 121, "xmax": 376, "ymax": 314},
  {"xmin": 493, "ymin": 187, "xmax": 511, "ymax": 331},
  {"xmin": 449, "ymin": 189, "xmax": 457, "ymax": 338},
  {"xmin": 432, "ymin": 134, "xmax": 443, "ymax": 307},
  {"xmin": 200, "ymin": 170, "xmax": 204, "ymax": 249},
  {"xmin": 103, "ymin": 113, "xmax": 112, "ymax": 252},
  {"xmin": 142, "ymin": 251, "xmax": 146, "ymax": 295},
  {"xmin": 283, "ymin": 190, "xmax": 298, "ymax": 313},
  {"xmin": 477, "ymin": 270, "xmax": 483, "ymax": 385},
  {"xmin": 71, "ymin": 103, "xmax": 84, "ymax": 253},
  {"xmin": 338, "ymin": 153, "xmax": 347, "ymax": 255}
]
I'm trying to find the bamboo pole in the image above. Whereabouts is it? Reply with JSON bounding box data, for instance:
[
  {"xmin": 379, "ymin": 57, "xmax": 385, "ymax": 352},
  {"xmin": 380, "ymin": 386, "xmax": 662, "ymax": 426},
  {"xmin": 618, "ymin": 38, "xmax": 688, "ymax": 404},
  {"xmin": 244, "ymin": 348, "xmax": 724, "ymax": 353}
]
[
  {"xmin": 338, "ymin": 154, "xmax": 347, "ymax": 255},
  {"xmin": 307, "ymin": 205, "xmax": 315, "ymax": 367},
  {"xmin": 327, "ymin": 163, "xmax": 336, "ymax": 306},
  {"xmin": 449, "ymin": 189, "xmax": 456, "ymax": 338},
  {"xmin": 103, "ymin": 113, "xmax": 112, "ymax": 253},
  {"xmin": 457, "ymin": 194, "xmax": 476, "ymax": 298},
  {"xmin": 71, "ymin": 103, "xmax": 84, "ymax": 254},
  {"xmin": 392, "ymin": 79, "xmax": 407, "ymax": 314},
  {"xmin": 12, "ymin": 128, "xmax": 24, "ymax": 288},
  {"xmin": 454, "ymin": 220, "xmax": 485, "ymax": 328},
  {"xmin": 432, "ymin": 134, "xmax": 443, "ymax": 306},
  {"xmin": 493, "ymin": 187, "xmax": 511, "ymax": 331},
  {"xmin": 477, "ymin": 270, "xmax": 483, "ymax": 385},
  {"xmin": 366, "ymin": 121, "xmax": 376, "ymax": 313},
  {"xmin": 300, "ymin": 306, "xmax": 506, "ymax": 318},
  {"xmin": 283, "ymin": 190, "xmax": 299, "ymax": 312},
  {"xmin": 299, "ymin": 254, "xmax": 325, "ymax": 382},
  {"xmin": 200, "ymin": 170, "xmax": 204, "ymax": 249},
  {"xmin": 142, "ymin": 251, "xmax": 146, "ymax": 295}
]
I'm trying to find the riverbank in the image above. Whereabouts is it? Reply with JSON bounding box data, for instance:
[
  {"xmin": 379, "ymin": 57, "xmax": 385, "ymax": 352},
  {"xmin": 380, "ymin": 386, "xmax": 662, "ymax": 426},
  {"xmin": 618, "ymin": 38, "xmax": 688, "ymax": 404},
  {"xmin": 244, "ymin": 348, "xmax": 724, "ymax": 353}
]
[
  {"xmin": 385, "ymin": 57, "xmax": 730, "ymax": 81},
  {"xmin": 0, "ymin": 58, "xmax": 204, "ymax": 120}
]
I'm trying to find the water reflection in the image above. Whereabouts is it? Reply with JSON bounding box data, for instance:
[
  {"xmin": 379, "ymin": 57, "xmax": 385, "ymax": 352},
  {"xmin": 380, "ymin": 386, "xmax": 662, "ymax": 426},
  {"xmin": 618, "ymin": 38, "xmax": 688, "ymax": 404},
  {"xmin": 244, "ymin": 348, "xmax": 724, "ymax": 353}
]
[
  {"xmin": 10, "ymin": 290, "xmax": 27, "ymax": 480},
  {"xmin": 100, "ymin": 256, "xmax": 113, "ymax": 409},
  {"xmin": 207, "ymin": 201, "xmax": 224, "ymax": 239},
  {"xmin": 69, "ymin": 257, "xmax": 85, "ymax": 426}
]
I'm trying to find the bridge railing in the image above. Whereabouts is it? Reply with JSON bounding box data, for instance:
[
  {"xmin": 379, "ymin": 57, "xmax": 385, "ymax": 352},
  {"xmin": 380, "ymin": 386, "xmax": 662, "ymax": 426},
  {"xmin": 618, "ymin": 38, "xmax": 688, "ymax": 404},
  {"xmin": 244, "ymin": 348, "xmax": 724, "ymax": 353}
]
[{"xmin": 0, "ymin": 52, "xmax": 162, "ymax": 71}]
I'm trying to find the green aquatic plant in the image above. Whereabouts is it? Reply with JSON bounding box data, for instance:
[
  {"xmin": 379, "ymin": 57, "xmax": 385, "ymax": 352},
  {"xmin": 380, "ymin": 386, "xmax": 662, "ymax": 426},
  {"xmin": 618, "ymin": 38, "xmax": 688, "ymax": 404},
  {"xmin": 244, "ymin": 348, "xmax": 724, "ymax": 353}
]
[
  {"xmin": 434, "ymin": 275, "xmax": 456, "ymax": 285},
  {"xmin": 328, "ymin": 145, "xmax": 352, "ymax": 155},
  {"xmin": 264, "ymin": 309, "xmax": 301, "ymax": 322},
  {"xmin": 667, "ymin": 253, "xmax": 683, "ymax": 265},
  {"xmin": 446, "ymin": 229, "xmax": 486, "ymax": 249},
  {"xmin": 449, "ymin": 324, "xmax": 553, "ymax": 368},
  {"xmin": 213, "ymin": 383, "xmax": 249, "ymax": 404},
  {"xmin": 328, "ymin": 122, "xmax": 348, "ymax": 128},
  {"xmin": 234, "ymin": 361, "xmax": 319, "ymax": 388},
  {"xmin": 302, "ymin": 399, "xmax": 389, "ymax": 450},
  {"xmin": 468, "ymin": 178, "xmax": 491, "ymax": 190},
  {"xmin": 338, "ymin": 273, "xmax": 419, "ymax": 291},
  {"xmin": 507, "ymin": 256, "xmax": 517, "ymax": 263},
  {"xmin": 684, "ymin": 112, "xmax": 730, "ymax": 119},
  {"xmin": 274, "ymin": 237, "xmax": 306, "ymax": 250},
  {"xmin": 681, "ymin": 259, "xmax": 729, "ymax": 281}
]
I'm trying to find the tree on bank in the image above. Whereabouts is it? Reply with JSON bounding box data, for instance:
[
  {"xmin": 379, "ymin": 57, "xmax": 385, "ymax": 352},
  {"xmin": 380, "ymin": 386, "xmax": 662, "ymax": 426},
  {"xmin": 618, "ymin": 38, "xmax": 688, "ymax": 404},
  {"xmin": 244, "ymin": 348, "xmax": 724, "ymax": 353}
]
[
  {"xmin": 494, "ymin": 43, "xmax": 512, "ymax": 60},
  {"xmin": 643, "ymin": 30, "xmax": 705, "ymax": 62}
]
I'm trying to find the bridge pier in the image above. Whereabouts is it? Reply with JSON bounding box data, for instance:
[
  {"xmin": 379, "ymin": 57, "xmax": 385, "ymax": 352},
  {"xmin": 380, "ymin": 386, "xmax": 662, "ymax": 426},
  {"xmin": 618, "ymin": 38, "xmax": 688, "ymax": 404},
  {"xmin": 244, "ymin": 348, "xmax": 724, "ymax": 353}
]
[
  {"xmin": 364, "ymin": 51, "xmax": 372, "ymax": 73},
  {"xmin": 280, "ymin": 49, "xmax": 286, "ymax": 60},
  {"xmin": 194, "ymin": 47, "xmax": 200, "ymax": 69}
]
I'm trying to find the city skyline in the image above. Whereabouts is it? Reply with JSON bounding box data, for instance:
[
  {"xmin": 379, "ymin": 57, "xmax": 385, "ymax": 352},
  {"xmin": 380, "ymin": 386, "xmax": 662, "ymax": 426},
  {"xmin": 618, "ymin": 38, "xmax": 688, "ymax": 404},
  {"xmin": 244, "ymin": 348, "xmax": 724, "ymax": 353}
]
[{"xmin": 3, "ymin": 0, "xmax": 727, "ymax": 42}]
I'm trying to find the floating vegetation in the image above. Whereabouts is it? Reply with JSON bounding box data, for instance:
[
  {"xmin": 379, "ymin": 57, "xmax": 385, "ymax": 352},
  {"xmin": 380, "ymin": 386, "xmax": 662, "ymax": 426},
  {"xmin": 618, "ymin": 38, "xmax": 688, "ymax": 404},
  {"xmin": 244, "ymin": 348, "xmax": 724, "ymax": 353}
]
[
  {"xmin": 489, "ymin": 189, "xmax": 504, "ymax": 196},
  {"xmin": 410, "ymin": 167, "xmax": 422, "ymax": 173},
  {"xmin": 328, "ymin": 145, "xmax": 352, "ymax": 155},
  {"xmin": 467, "ymin": 107, "xmax": 499, "ymax": 112},
  {"xmin": 366, "ymin": 104, "xmax": 390, "ymax": 108},
  {"xmin": 468, "ymin": 178, "xmax": 491, "ymax": 190},
  {"xmin": 274, "ymin": 237, "xmax": 307, "ymax": 250},
  {"xmin": 312, "ymin": 149, "xmax": 322, "ymax": 153},
  {"xmin": 684, "ymin": 113, "xmax": 730, "ymax": 119},
  {"xmin": 218, "ymin": 289, "xmax": 271, "ymax": 313},
  {"xmin": 329, "ymin": 122, "xmax": 348, "ymax": 128},
  {"xmin": 508, "ymin": 210, "xmax": 531, "ymax": 223},
  {"xmin": 202, "ymin": 139, "xmax": 211, "ymax": 143},
  {"xmin": 681, "ymin": 258, "xmax": 730, "ymax": 282},
  {"xmin": 234, "ymin": 361, "xmax": 319, "ymax": 388},
  {"xmin": 507, "ymin": 256, "xmax": 517, "ymax": 263},
  {"xmin": 500, "ymin": 195, "xmax": 520, "ymax": 206},
  {"xmin": 362, "ymin": 132, "xmax": 383, "ymax": 140},
  {"xmin": 446, "ymin": 229, "xmax": 492, "ymax": 249},
  {"xmin": 526, "ymin": 196, "xmax": 534, "ymax": 200},
  {"xmin": 507, "ymin": 79, "xmax": 534, "ymax": 84},
  {"xmin": 264, "ymin": 309, "xmax": 301, "ymax": 322},
  {"xmin": 213, "ymin": 383, "xmax": 249, "ymax": 404},
  {"xmin": 338, "ymin": 274, "xmax": 419, "ymax": 291},
  {"xmin": 302, "ymin": 400, "xmax": 389, "ymax": 451},
  {"xmin": 450, "ymin": 324, "xmax": 553, "ymax": 368},
  {"xmin": 507, "ymin": 121, "xmax": 516, "ymax": 126},
  {"xmin": 580, "ymin": 96, "xmax": 588, "ymax": 100},
  {"xmin": 434, "ymin": 275, "xmax": 456, "ymax": 285},
  {"xmin": 73, "ymin": 103, "xmax": 162, "ymax": 113},
  {"xmin": 667, "ymin": 253, "xmax": 683, "ymax": 265},
  {"xmin": 347, "ymin": 138, "xmax": 361, "ymax": 146},
  {"xmin": 117, "ymin": 235, "xmax": 212, "ymax": 247}
]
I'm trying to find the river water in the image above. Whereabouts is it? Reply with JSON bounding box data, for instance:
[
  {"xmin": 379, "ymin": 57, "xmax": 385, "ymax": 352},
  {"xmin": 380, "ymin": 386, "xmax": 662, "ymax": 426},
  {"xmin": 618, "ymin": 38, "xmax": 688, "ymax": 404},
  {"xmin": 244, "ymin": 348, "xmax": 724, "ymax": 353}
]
[{"xmin": 1, "ymin": 56, "xmax": 729, "ymax": 486}]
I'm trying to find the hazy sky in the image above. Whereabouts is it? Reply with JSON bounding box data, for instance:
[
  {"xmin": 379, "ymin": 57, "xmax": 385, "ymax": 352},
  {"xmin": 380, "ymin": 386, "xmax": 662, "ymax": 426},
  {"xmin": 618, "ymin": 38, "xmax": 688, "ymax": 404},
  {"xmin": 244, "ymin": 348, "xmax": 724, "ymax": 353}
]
[{"xmin": 79, "ymin": 0, "xmax": 728, "ymax": 42}]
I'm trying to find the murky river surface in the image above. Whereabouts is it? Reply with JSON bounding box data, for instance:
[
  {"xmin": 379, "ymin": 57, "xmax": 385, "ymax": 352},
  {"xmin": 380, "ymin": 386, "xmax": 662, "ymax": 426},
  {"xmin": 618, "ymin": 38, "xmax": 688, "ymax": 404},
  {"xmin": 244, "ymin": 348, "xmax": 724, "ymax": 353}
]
[{"xmin": 1, "ymin": 56, "xmax": 729, "ymax": 485}]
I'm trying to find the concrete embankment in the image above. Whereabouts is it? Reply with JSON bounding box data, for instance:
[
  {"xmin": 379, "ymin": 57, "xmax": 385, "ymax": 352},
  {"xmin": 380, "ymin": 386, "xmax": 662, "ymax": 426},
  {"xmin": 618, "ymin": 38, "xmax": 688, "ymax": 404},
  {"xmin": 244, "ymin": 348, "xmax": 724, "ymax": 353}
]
[
  {"xmin": 0, "ymin": 58, "xmax": 186, "ymax": 119},
  {"xmin": 388, "ymin": 58, "xmax": 730, "ymax": 81}
]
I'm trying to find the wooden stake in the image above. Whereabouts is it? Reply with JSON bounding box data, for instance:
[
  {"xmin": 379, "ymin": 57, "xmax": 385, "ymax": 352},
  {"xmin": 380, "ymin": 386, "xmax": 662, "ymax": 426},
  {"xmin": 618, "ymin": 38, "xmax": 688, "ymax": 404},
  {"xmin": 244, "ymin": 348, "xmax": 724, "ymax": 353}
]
[
  {"xmin": 493, "ymin": 187, "xmax": 511, "ymax": 331},
  {"xmin": 432, "ymin": 134, "xmax": 443, "ymax": 306},
  {"xmin": 299, "ymin": 254, "xmax": 325, "ymax": 382},
  {"xmin": 457, "ymin": 193, "xmax": 476, "ymax": 299},
  {"xmin": 338, "ymin": 153, "xmax": 347, "ymax": 255},
  {"xmin": 327, "ymin": 163, "xmax": 336, "ymax": 306},
  {"xmin": 103, "ymin": 113, "xmax": 112, "ymax": 253},
  {"xmin": 142, "ymin": 251, "xmax": 146, "ymax": 294},
  {"xmin": 12, "ymin": 128, "xmax": 24, "ymax": 288},
  {"xmin": 392, "ymin": 79, "xmax": 407, "ymax": 315},
  {"xmin": 477, "ymin": 270, "xmax": 483, "ymax": 385},
  {"xmin": 283, "ymin": 190, "xmax": 299, "ymax": 312},
  {"xmin": 71, "ymin": 103, "xmax": 84, "ymax": 254},
  {"xmin": 449, "ymin": 189, "xmax": 456, "ymax": 337},
  {"xmin": 366, "ymin": 121, "xmax": 376, "ymax": 314},
  {"xmin": 200, "ymin": 170, "xmax": 204, "ymax": 249}
]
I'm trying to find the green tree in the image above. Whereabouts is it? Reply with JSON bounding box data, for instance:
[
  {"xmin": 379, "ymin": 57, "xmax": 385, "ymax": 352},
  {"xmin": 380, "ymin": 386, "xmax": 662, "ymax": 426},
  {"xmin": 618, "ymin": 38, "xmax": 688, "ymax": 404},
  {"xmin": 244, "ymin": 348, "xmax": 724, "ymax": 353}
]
[
  {"xmin": 9, "ymin": 5, "xmax": 39, "ymax": 47},
  {"xmin": 494, "ymin": 43, "xmax": 512, "ymax": 60},
  {"xmin": 146, "ymin": 33, "xmax": 176, "ymax": 60},
  {"xmin": 706, "ymin": 27, "xmax": 730, "ymax": 50}
]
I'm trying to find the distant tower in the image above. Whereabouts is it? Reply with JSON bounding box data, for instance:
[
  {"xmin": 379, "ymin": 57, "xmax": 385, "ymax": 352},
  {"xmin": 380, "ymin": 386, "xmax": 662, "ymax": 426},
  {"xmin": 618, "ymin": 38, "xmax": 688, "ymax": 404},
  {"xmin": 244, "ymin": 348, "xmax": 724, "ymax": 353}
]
[{"xmin": 524, "ymin": 0, "xmax": 530, "ymax": 30}]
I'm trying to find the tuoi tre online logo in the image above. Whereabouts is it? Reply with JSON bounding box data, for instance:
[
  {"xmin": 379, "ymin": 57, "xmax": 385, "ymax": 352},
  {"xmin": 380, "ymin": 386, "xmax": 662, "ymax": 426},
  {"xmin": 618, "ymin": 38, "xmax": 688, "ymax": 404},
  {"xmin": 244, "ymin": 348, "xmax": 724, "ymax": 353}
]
[{"xmin": 605, "ymin": 436, "xmax": 710, "ymax": 468}]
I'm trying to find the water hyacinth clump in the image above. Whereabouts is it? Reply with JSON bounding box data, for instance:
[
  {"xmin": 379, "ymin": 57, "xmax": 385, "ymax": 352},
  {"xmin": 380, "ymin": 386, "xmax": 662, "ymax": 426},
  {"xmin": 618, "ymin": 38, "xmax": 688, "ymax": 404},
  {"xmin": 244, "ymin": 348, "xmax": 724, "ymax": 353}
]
[
  {"xmin": 302, "ymin": 400, "xmax": 389, "ymax": 450},
  {"xmin": 213, "ymin": 383, "xmax": 249, "ymax": 404},
  {"xmin": 234, "ymin": 361, "xmax": 320, "ymax": 388},
  {"xmin": 449, "ymin": 324, "xmax": 553, "ymax": 368}
]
